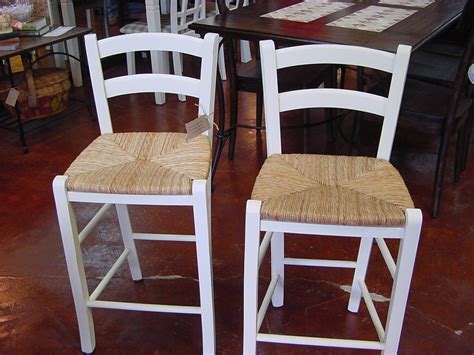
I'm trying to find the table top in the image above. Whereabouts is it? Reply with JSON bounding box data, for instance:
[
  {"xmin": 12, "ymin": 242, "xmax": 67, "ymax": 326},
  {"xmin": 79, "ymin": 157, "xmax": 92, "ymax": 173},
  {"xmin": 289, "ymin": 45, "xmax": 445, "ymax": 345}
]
[
  {"xmin": 0, "ymin": 27, "xmax": 91, "ymax": 60},
  {"xmin": 190, "ymin": 0, "xmax": 468, "ymax": 52}
]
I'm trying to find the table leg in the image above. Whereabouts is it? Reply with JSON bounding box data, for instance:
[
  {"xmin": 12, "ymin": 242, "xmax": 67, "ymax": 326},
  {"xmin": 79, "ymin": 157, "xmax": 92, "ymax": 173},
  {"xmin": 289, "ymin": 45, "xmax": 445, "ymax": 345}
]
[
  {"xmin": 225, "ymin": 37, "xmax": 238, "ymax": 160},
  {"xmin": 60, "ymin": 0, "xmax": 83, "ymax": 87},
  {"xmin": 78, "ymin": 34, "xmax": 95, "ymax": 119},
  {"xmin": 211, "ymin": 68, "xmax": 227, "ymax": 185},
  {"xmin": 6, "ymin": 59, "xmax": 28, "ymax": 152}
]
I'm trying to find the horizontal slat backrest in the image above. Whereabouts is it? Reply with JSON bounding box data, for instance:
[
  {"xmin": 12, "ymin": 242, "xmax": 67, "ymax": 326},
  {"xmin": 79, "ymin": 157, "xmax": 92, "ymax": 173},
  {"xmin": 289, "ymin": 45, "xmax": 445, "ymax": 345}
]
[
  {"xmin": 104, "ymin": 74, "xmax": 201, "ymax": 98},
  {"xmin": 171, "ymin": 0, "xmax": 206, "ymax": 33},
  {"xmin": 85, "ymin": 32, "xmax": 219, "ymax": 137},
  {"xmin": 259, "ymin": 41, "xmax": 411, "ymax": 160},
  {"xmin": 96, "ymin": 32, "xmax": 207, "ymax": 58},
  {"xmin": 279, "ymin": 89, "xmax": 386, "ymax": 116},
  {"xmin": 276, "ymin": 45, "xmax": 395, "ymax": 73}
]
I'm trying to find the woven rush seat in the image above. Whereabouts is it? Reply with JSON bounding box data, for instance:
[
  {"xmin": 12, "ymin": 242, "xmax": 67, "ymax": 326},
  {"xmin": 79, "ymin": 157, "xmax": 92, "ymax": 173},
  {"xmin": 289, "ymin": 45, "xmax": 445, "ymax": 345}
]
[
  {"xmin": 65, "ymin": 132, "xmax": 210, "ymax": 195},
  {"xmin": 251, "ymin": 154, "xmax": 414, "ymax": 226}
]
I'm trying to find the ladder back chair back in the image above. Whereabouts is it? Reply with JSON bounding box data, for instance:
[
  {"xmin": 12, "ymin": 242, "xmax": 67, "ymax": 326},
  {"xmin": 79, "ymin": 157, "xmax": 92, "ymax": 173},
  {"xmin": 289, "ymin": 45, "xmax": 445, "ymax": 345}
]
[
  {"xmin": 171, "ymin": 0, "xmax": 206, "ymax": 35},
  {"xmin": 119, "ymin": 0, "xmax": 208, "ymax": 103},
  {"xmin": 243, "ymin": 40, "xmax": 422, "ymax": 354},
  {"xmin": 53, "ymin": 32, "xmax": 219, "ymax": 354}
]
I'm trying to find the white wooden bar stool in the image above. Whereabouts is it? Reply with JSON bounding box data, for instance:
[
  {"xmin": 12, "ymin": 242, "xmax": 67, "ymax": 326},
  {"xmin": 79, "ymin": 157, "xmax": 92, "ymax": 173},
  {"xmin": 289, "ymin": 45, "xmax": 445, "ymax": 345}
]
[
  {"xmin": 243, "ymin": 40, "xmax": 422, "ymax": 354},
  {"xmin": 53, "ymin": 32, "xmax": 219, "ymax": 354}
]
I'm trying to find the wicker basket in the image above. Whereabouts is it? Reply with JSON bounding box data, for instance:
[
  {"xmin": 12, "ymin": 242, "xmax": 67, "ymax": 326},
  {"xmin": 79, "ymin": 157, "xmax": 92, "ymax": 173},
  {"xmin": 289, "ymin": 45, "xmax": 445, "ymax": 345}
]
[{"xmin": 0, "ymin": 67, "xmax": 71, "ymax": 120}]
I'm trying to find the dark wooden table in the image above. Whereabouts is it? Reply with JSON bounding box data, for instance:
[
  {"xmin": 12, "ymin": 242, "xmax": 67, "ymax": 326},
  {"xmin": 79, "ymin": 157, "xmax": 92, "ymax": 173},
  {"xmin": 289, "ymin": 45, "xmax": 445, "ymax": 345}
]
[
  {"xmin": 189, "ymin": 0, "xmax": 468, "ymax": 182},
  {"xmin": 0, "ymin": 27, "xmax": 92, "ymax": 152},
  {"xmin": 0, "ymin": 27, "xmax": 91, "ymax": 60},
  {"xmin": 190, "ymin": 0, "xmax": 467, "ymax": 52}
]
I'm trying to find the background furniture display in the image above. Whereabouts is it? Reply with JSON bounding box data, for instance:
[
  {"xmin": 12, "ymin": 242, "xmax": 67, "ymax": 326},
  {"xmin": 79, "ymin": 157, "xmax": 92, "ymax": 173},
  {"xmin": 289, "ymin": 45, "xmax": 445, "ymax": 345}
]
[
  {"xmin": 53, "ymin": 32, "xmax": 219, "ymax": 353},
  {"xmin": 0, "ymin": 26, "xmax": 91, "ymax": 152},
  {"xmin": 213, "ymin": 0, "xmax": 332, "ymax": 166},
  {"xmin": 190, "ymin": 0, "xmax": 468, "ymax": 213},
  {"xmin": 243, "ymin": 40, "xmax": 420, "ymax": 354},
  {"xmin": 399, "ymin": 25, "xmax": 474, "ymax": 217}
]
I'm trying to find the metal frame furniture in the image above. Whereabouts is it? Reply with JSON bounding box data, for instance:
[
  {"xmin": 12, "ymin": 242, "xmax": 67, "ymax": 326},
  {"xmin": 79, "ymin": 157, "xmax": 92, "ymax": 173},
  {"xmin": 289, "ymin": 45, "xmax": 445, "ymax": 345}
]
[
  {"xmin": 53, "ymin": 32, "xmax": 219, "ymax": 354},
  {"xmin": 243, "ymin": 40, "xmax": 422, "ymax": 354},
  {"xmin": 401, "ymin": 25, "xmax": 474, "ymax": 217}
]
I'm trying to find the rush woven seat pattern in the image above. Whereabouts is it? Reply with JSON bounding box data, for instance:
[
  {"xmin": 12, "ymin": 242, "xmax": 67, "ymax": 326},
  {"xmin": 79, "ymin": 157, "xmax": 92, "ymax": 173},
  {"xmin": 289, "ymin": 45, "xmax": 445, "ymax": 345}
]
[
  {"xmin": 251, "ymin": 154, "xmax": 414, "ymax": 226},
  {"xmin": 65, "ymin": 132, "xmax": 210, "ymax": 195}
]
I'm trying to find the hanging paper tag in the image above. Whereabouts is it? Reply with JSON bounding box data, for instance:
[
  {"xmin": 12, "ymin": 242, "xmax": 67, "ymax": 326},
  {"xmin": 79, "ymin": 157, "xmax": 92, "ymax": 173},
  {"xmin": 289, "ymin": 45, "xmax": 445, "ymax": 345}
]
[
  {"xmin": 468, "ymin": 64, "xmax": 474, "ymax": 84},
  {"xmin": 5, "ymin": 88, "xmax": 19, "ymax": 107},
  {"xmin": 27, "ymin": 93, "xmax": 37, "ymax": 107},
  {"xmin": 186, "ymin": 115, "xmax": 211, "ymax": 140}
]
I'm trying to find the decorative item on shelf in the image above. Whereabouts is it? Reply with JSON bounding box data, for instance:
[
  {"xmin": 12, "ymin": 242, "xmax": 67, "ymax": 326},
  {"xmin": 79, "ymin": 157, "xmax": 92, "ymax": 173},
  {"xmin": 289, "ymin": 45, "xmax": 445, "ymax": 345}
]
[
  {"xmin": 17, "ymin": 24, "xmax": 49, "ymax": 36},
  {"xmin": 0, "ymin": 1, "xmax": 33, "ymax": 22},
  {"xmin": 0, "ymin": 13, "xmax": 13, "ymax": 34},
  {"xmin": 0, "ymin": 67, "xmax": 71, "ymax": 120},
  {"xmin": 11, "ymin": 16, "xmax": 50, "ymax": 36},
  {"xmin": 16, "ymin": 16, "xmax": 46, "ymax": 30}
]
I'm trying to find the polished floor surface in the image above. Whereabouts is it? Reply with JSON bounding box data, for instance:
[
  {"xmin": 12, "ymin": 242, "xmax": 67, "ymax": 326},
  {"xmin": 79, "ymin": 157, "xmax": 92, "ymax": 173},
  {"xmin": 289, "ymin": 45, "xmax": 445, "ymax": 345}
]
[{"xmin": 0, "ymin": 54, "xmax": 473, "ymax": 354}]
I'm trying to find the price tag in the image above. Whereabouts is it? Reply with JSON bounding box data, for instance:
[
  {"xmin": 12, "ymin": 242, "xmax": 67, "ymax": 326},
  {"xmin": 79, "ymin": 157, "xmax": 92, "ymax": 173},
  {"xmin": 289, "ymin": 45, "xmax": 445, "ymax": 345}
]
[
  {"xmin": 5, "ymin": 88, "xmax": 19, "ymax": 107},
  {"xmin": 185, "ymin": 115, "xmax": 211, "ymax": 140},
  {"xmin": 28, "ymin": 93, "xmax": 37, "ymax": 107}
]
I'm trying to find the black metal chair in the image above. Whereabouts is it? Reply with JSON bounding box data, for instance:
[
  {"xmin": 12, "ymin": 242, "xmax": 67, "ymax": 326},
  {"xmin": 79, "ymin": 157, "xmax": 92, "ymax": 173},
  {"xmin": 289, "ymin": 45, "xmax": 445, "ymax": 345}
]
[
  {"xmin": 407, "ymin": 0, "xmax": 473, "ymax": 87},
  {"xmin": 400, "ymin": 25, "xmax": 474, "ymax": 217},
  {"xmin": 212, "ymin": 0, "xmax": 333, "ymax": 173}
]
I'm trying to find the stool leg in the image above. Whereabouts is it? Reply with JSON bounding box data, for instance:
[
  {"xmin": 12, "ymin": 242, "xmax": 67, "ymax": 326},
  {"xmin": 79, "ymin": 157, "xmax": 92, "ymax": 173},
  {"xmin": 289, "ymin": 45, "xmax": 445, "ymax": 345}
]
[
  {"xmin": 271, "ymin": 232, "xmax": 284, "ymax": 307},
  {"xmin": 126, "ymin": 52, "xmax": 136, "ymax": 75},
  {"xmin": 383, "ymin": 209, "xmax": 422, "ymax": 354},
  {"xmin": 116, "ymin": 204, "xmax": 142, "ymax": 281},
  {"xmin": 348, "ymin": 237, "xmax": 373, "ymax": 313},
  {"xmin": 172, "ymin": 51, "xmax": 186, "ymax": 102},
  {"xmin": 193, "ymin": 180, "xmax": 215, "ymax": 354},
  {"xmin": 243, "ymin": 200, "xmax": 262, "ymax": 355},
  {"xmin": 53, "ymin": 176, "xmax": 95, "ymax": 353}
]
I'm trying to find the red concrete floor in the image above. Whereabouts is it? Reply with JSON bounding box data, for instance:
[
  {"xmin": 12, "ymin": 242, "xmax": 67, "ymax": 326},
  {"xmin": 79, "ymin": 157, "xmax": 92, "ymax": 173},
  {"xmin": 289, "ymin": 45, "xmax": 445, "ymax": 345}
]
[{"xmin": 0, "ymin": 54, "xmax": 473, "ymax": 354}]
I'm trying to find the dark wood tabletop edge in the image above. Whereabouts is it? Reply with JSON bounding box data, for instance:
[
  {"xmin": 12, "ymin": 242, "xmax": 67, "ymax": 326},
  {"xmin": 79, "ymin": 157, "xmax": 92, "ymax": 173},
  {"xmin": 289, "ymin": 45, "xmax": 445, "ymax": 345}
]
[
  {"xmin": 190, "ymin": 22, "xmax": 331, "ymax": 46},
  {"xmin": 0, "ymin": 27, "xmax": 92, "ymax": 60},
  {"xmin": 409, "ymin": 12, "xmax": 463, "ymax": 52}
]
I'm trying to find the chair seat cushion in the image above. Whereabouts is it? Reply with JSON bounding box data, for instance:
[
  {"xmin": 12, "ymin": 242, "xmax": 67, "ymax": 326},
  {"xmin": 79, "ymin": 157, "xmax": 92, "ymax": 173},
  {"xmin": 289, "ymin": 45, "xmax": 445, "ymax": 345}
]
[
  {"xmin": 251, "ymin": 154, "xmax": 414, "ymax": 226},
  {"xmin": 65, "ymin": 132, "xmax": 210, "ymax": 195},
  {"xmin": 120, "ymin": 21, "xmax": 148, "ymax": 34},
  {"xmin": 119, "ymin": 21, "xmax": 172, "ymax": 34}
]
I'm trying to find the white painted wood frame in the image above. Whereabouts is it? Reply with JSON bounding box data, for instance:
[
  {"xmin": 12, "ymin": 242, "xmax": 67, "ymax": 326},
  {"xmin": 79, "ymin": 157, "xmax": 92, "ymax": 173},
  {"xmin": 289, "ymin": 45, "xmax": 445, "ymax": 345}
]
[
  {"xmin": 243, "ymin": 40, "xmax": 422, "ymax": 354},
  {"xmin": 53, "ymin": 32, "xmax": 219, "ymax": 354}
]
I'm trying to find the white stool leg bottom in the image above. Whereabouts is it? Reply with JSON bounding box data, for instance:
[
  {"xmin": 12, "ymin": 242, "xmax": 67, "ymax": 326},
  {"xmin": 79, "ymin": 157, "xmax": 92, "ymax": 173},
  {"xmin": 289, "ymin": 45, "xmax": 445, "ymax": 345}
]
[
  {"xmin": 218, "ymin": 47, "xmax": 227, "ymax": 81},
  {"xmin": 240, "ymin": 40, "xmax": 251, "ymax": 63},
  {"xmin": 271, "ymin": 232, "xmax": 284, "ymax": 307},
  {"xmin": 172, "ymin": 51, "xmax": 186, "ymax": 102},
  {"xmin": 348, "ymin": 237, "xmax": 373, "ymax": 312},
  {"xmin": 115, "ymin": 204, "xmax": 142, "ymax": 281},
  {"xmin": 383, "ymin": 209, "xmax": 422, "ymax": 354},
  {"xmin": 53, "ymin": 176, "xmax": 95, "ymax": 353},
  {"xmin": 243, "ymin": 200, "xmax": 262, "ymax": 355},
  {"xmin": 193, "ymin": 180, "xmax": 215, "ymax": 354},
  {"xmin": 126, "ymin": 52, "xmax": 136, "ymax": 75}
]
